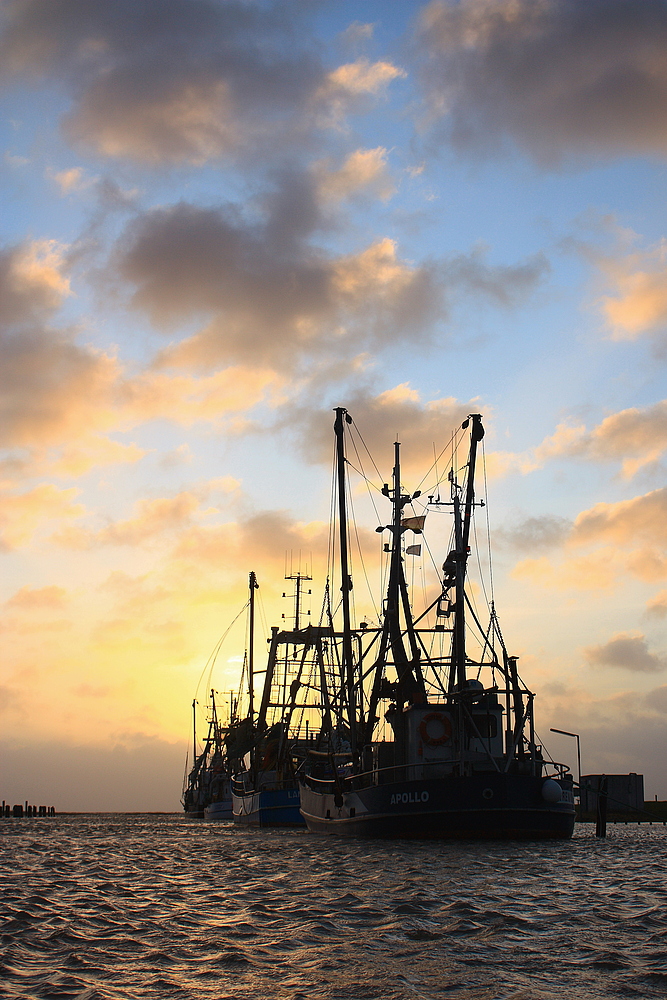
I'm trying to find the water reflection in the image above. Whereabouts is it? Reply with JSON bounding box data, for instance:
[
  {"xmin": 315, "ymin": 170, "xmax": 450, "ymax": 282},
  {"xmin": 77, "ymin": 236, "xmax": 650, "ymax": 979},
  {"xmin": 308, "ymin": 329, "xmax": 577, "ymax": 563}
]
[{"xmin": 1, "ymin": 816, "xmax": 666, "ymax": 999}]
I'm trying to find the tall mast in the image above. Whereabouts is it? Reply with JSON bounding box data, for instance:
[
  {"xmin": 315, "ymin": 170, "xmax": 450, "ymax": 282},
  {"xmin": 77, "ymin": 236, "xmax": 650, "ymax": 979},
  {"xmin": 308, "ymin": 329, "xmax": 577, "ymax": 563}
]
[
  {"xmin": 248, "ymin": 571, "xmax": 258, "ymax": 721},
  {"xmin": 452, "ymin": 414, "xmax": 484, "ymax": 689},
  {"xmin": 334, "ymin": 407, "xmax": 357, "ymax": 753},
  {"xmin": 363, "ymin": 440, "xmax": 426, "ymax": 743},
  {"xmin": 192, "ymin": 698, "xmax": 197, "ymax": 763},
  {"xmin": 388, "ymin": 441, "xmax": 410, "ymax": 683}
]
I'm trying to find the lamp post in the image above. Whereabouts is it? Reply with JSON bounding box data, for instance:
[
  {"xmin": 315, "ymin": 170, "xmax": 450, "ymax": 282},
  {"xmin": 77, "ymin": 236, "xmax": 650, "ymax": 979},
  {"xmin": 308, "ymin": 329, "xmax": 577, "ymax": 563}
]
[{"xmin": 550, "ymin": 728, "xmax": 581, "ymax": 786}]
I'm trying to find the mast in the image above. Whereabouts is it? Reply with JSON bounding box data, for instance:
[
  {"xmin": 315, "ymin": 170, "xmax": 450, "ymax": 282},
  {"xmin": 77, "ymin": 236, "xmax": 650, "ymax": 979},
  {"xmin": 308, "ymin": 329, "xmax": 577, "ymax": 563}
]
[
  {"xmin": 192, "ymin": 698, "xmax": 197, "ymax": 764},
  {"xmin": 363, "ymin": 440, "xmax": 426, "ymax": 744},
  {"xmin": 387, "ymin": 441, "xmax": 411, "ymax": 690},
  {"xmin": 248, "ymin": 571, "xmax": 258, "ymax": 721},
  {"xmin": 334, "ymin": 407, "xmax": 357, "ymax": 753},
  {"xmin": 452, "ymin": 414, "xmax": 484, "ymax": 690}
]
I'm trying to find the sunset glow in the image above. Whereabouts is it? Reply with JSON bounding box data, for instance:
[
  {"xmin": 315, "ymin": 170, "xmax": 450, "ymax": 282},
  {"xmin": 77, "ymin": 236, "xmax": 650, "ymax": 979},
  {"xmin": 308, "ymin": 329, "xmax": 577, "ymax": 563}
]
[{"xmin": 2, "ymin": 0, "xmax": 666, "ymax": 810}]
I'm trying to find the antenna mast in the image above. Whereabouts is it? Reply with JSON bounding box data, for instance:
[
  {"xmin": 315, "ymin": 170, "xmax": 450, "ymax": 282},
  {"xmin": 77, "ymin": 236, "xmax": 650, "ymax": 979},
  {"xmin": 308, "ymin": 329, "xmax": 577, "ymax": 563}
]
[
  {"xmin": 248, "ymin": 571, "xmax": 258, "ymax": 720},
  {"xmin": 334, "ymin": 407, "xmax": 357, "ymax": 753}
]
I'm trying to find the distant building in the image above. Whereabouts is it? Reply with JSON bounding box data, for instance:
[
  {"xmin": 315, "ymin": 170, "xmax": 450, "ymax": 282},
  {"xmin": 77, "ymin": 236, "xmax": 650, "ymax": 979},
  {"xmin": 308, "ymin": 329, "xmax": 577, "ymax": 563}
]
[{"xmin": 580, "ymin": 774, "xmax": 644, "ymax": 814}]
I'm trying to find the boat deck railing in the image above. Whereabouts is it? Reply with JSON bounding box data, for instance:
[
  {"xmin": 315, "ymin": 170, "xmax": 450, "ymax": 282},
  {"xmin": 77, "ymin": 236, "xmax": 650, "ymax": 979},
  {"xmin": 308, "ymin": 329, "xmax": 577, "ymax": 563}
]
[
  {"xmin": 231, "ymin": 776, "xmax": 298, "ymax": 796},
  {"xmin": 301, "ymin": 758, "xmax": 572, "ymax": 793}
]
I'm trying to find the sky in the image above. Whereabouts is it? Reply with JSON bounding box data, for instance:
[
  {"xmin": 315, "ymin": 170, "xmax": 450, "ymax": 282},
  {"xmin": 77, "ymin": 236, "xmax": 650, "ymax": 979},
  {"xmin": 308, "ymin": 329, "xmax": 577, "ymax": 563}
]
[{"xmin": 1, "ymin": 0, "xmax": 667, "ymax": 811}]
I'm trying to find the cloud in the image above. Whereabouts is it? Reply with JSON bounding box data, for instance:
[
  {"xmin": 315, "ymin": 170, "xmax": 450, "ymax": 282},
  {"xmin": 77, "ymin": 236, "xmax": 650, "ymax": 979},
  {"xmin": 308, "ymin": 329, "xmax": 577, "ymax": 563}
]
[
  {"xmin": 512, "ymin": 549, "xmax": 620, "ymax": 592},
  {"xmin": 174, "ymin": 510, "xmax": 333, "ymax": 568},
  {"xmin": 442, "ymin": 247, "xmax": 550, "ymax": 306},
  {"xmin": 0, "ymin": 2, "xmax": 405, "ymax": 169},
  {"xmin": 115, "ymin": 195, "xmax": 443, "ymax": 372},
  {"xmin": 0, "ymin": 239, "xmax": 70, "ymax": 326},
  {"xmin": 284, "ymin": 385, "xmax": 482, "ymax": 477},
  {"xmin": 55, "ymin": 492, "xmax": 204, "ymax": 550},
  {"xmin": 46, "ymin": 165, "xmax": 93, "ymax": 195},
  {"xmin": 5, "ymin": 584, "xmax": 68, "ymax": 610},
  {"xmin": 46, "ymin": 436, "xmax": 146, "ymax": 479},
  {"xmin": 495, "ymin": 514, "xmax": 571, "ymax": 553},
  {"xmin": 0, "ymin": 238, "xmax": 133, "ymax": 464},
  {"xmin": 4, "ymin": 152, "xmax": 29, "ymax": 168},
  {"xmin": 596, "ymin": 241, "xmax": 667, "ymax": 341},
  {"xmin": 571, "ymin": 487, "xmax": 667, "ymax": 548},
  {"xmin": 53, "ymin": 480, "xmax": 240, "ymax": 550},
  {"xmin": 120, "ymin": 367, "xmax": 283, "ymax": 426},
  {"xmin": 512, "ymin": 486, "xmax": 667, "ymax": 591},
  {"xmin": 115, "ymin": 175, "xmax": 547, "ymax": 376},
  {"xmin": 313, "ymin": 147, "xmax": 395, "ymax": 203},
  {"xmin": 584, "ymin": 632, "xmax": 667, "ymax": 674},
  {"xmin": 0, "ymin": 483, "xmax": 84, "ymax": 549},
  {"xmin": 0, "ymin": 0, "xmax": 327, "ymax": 166},
  {"xmin": 339, "ymin": 22, "xmax": 375, "ymax": 50},
  {"xmin": 567, "ymin": 403, "xmax": 667, "ymax": 477},
  {"xmin": 492, "ymin": 402, "xmax": 667, "ymax": 480},
  {"xmin": 417, "ymin": 0, "xmax": 667, "ymax": 165},
  {"xmin": 0, "ymin": 229, "xmax": 284, "ymax": 471},
  {"xmin": 318, "ymin": 58, "xmax": 406, "ymax": 129},
  {"xmin": 0, "ymin": 327, "xmax": 121, "ymax": 451},
  {"xmin": 647, "ymin": 590, "xmax": 667, "ymax": 618}
]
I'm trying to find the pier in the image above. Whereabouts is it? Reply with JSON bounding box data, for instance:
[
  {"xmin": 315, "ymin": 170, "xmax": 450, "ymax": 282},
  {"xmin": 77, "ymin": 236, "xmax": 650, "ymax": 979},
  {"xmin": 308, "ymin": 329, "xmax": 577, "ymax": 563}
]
[{"xmin": 2, "ymin": 801, "xmax": 56, "ymax": 817}]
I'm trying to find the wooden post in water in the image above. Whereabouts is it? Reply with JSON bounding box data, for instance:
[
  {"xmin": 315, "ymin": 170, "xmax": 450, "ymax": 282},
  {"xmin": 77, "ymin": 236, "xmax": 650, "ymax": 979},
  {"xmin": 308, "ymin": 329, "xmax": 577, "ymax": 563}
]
[{"xmin": 595, "ymin": 774, "xmax": 608, "ymax": 838}]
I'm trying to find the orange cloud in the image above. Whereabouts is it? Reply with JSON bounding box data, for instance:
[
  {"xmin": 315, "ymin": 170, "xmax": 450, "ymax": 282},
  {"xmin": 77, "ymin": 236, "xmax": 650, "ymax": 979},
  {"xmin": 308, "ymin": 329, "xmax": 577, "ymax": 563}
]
[
  {"xmin": 571, "ymin": 488, "xmax": 667, "ymax": 547},
  {"xmin": 326, "ymin": 58, "xmax": 406, "ymax": 96},
  {"xmin": 509, "ymin": 487, "xmax": 667, "ymax": 592},
  {"xmin": 599, "ymin": 244, "xmax": 667, "ymax": 339},
  {"xmin": 314, "ymin": 147, "xmax": 395, "ymax": 203},
  {"xmin": 5, "ymin": 585, "xmax": 68, "ymax": 610},
  {"xmin": 121, "ymin": 367, "xmax": 283, "ymax": 425},
  {"xmin": 0, "ymin": 484, "xmax": 84, "ymax": 549},
  {"xmin": 512, "ymin": 550, "xmax": 620, "ymax": 592},
  {"xmin": 647, "ymin": 590, "xmax": 667, "ymax": 618},
  {"xmin": 52, "ymin": 483, "xmax": 239, "ymax": 550},
  {"xmin": 491, "ymin": 402, "xmax": 667, "ymax": 480},
  {"xmin": 318, "ymin": 58, "xmax": 406, "ymax": 128},
  {"xmin": 0, "ymin": 239, "xmax": 70, "ymax": 326}
]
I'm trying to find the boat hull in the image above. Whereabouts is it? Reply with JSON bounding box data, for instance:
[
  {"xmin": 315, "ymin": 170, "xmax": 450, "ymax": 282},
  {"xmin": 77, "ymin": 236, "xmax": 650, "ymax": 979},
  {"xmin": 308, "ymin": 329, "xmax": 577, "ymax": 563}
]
[
  {"xmin": 299, "ymin": 773, "xmax": 575, "ymax": 840},
  {"xmin": 232, "ymin": 786, "xmax": 305, "ymax": 827},
  {"xmin": 204, "ymin": 798, "xmax": 233, "ymax": 820}
]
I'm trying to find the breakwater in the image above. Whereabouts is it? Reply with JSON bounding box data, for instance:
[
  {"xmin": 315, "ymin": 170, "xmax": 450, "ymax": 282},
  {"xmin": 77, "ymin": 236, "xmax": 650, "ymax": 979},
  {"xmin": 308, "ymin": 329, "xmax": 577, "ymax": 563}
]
[{"xmin": 1, "ymin": 800, "xmax": 56, "ymax": 817}]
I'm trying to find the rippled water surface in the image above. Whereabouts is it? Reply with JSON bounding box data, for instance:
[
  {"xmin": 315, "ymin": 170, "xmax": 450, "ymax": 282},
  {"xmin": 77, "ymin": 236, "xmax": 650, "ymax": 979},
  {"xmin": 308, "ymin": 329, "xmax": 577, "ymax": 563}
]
[{"xmin": 2, "ymin": 815, "xmax": 667, "ymax": 999}]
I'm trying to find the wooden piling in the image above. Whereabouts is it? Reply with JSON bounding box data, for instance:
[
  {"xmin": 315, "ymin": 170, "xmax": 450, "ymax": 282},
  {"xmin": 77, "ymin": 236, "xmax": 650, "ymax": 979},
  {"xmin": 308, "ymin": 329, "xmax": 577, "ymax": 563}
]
[{"xmin": 596, "ymin": 774, "xmax": 608, "ymax": 838}]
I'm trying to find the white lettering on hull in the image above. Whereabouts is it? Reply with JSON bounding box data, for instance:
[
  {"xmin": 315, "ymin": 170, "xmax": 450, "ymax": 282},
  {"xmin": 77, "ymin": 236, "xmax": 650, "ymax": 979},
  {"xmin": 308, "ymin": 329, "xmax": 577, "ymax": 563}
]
[{"xmin": 390, "ymin": 791, "xmax": 430, "ymax": 805}]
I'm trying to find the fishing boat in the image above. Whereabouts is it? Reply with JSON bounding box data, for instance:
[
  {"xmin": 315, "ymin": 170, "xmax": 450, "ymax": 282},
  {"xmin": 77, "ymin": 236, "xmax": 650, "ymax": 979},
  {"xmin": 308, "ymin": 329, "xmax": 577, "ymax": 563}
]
[
  {"xmin": 298, "ymin": 408, "xmax": 576, "ymax": 839},
  {"xmin": 182, "ymin": 689, "xmax": 234, "ymax": 818},
  {"xmin": 232, "ymin": 571, "xmax": 325, "ymax": 827}
]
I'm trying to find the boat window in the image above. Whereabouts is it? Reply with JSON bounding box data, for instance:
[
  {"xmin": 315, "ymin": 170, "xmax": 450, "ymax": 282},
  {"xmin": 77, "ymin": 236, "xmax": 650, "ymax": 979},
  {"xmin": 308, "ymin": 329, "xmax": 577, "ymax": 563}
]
[{"xmin": 472, "ymin": 715, "xmax": 498, "ymax": 738}]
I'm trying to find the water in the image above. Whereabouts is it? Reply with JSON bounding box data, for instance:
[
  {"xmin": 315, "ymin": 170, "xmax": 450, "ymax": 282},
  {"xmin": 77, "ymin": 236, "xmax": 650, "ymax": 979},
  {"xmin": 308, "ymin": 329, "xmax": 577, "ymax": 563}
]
[{"xmin": 1, "ymin": 816, "xmax": 666, "ymax": 1000}]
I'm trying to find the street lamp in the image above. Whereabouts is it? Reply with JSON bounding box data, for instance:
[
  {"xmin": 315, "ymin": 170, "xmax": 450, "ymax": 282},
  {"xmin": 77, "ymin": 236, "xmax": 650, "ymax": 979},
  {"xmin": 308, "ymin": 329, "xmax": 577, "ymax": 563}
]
[{"xmin": 550, "ymin": 728, "xmax": 581, "ymax": 786}]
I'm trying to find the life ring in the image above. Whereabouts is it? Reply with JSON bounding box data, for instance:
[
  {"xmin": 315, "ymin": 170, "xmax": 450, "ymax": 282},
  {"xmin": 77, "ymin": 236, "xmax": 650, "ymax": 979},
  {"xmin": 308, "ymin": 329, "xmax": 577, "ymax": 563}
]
[{"xmin": 419, "ymin": 712, "xmax": 451, "ymax": 747}]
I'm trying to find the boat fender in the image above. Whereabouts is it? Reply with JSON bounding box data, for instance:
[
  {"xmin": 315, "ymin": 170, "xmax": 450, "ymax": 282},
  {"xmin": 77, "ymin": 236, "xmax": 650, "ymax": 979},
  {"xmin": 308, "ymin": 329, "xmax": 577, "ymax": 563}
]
[
  {"xmin": 541, "ymin": 779, "xmax": 562, "ymax": 803},
  {"xmin": 419, "ymin": 712, "xmax": 452, "ymax": 747}
]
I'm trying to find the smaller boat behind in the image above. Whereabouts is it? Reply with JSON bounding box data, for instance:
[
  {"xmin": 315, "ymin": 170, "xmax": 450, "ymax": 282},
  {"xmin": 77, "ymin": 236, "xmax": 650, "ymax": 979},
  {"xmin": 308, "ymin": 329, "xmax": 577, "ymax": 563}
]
[
  {"xmin": 232, "ymin": 572, "xmax": 326, "ymax": 828},
  {"xmin": 183, "ymin": 687, "xmax": 241, "ymax": 820}
]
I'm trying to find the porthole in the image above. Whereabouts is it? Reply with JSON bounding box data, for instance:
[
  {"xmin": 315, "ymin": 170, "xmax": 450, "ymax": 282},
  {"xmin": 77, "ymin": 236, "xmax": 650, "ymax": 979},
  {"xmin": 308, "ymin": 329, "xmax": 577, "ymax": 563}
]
[{"xmin": 482, "ymin": 788, "xmax": 494, "ymax": 800}]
